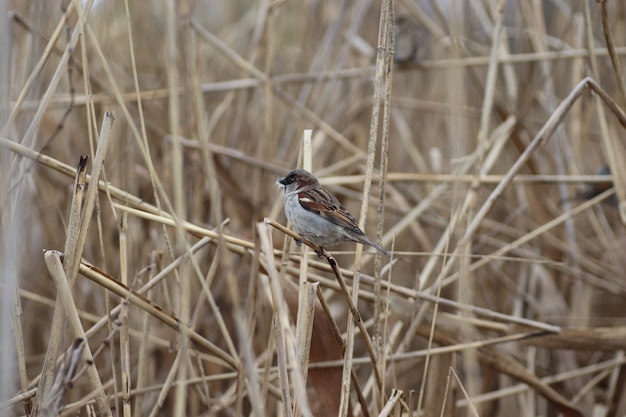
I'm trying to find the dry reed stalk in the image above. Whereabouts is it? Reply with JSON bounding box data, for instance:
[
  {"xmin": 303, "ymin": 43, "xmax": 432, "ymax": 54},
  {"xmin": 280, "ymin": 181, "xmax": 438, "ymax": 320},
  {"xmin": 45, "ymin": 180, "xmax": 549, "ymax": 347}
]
[
  {"xmin": 378, "ymin": 388, "xmax": 403, "ymax": 417},
  {"xmin": 268, "ymin": 215, "xmax": 389, "ymax": 406},
  {"xmin": 14, "ymin": 45, "xmax": 626, "ymax": 113},
  {"xmin": 190, "ymin": 19, "xmax": 365, "ymax": 158},
  {"xmin": 598, "ymin": 0, "xmax": 626, "ymax": 107},
  {"xmin": 43, "ymin": 251, "xmax": 111, "ymax": 417},
  {"xmin": 1, "ymin": 2, "xmax": 76, "ymax": 137},
  {"xmin": 77, "ymin": 258, "xmax": 234, "ymax": 366},
  {"xmin": 257, "ymin": 221, "xmax": 312, "ymax": 417},
  {"xmin": 4, "ymin": 1, "xmax": 626, "ymax": 416},
  {"xmin": 292, "ymin": 281, "xmax": 316, "ymax": 417},
  {"xmin": 372, "ymin": 0, "xmax": 395, "ymax": 408},
  {"xmin": 36, "ymin": 111, "xmax": 114, "ymax": 416},
  {"xmin": 118, "ymin": 211, "xmax": 131, "ymax": 417},
  {"xmin": 295, "ymin": 130, "xmax": 312, "ymax": 384},
  {"xmin": 336, "ymin": 2, "xmax": 396, "ymax": 414},
  {"xmin": 313, "ymin": 284, "xmax": 370, "ymax": 417}
]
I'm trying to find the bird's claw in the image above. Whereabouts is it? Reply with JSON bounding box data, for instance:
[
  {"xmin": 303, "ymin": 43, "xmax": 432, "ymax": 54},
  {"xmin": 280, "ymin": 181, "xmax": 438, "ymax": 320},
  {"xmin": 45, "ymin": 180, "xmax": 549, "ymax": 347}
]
[{"xmin": 294, "ymin": 237, "xmax": 304, "ymax": 246}]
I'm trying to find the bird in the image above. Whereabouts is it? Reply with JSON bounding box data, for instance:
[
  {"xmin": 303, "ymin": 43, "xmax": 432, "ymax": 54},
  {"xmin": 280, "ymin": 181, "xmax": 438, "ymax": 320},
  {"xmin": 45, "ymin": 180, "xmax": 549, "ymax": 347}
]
[{"xmin": 278, "ymin": 168, "xmax": 389, "ymax": 256}]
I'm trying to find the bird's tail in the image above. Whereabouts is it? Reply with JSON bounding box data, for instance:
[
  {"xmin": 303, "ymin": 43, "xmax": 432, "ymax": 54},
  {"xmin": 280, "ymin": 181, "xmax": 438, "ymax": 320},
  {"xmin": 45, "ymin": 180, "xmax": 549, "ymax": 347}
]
[{"xmin": 367, "ymin": 241, "xmax": 389, "ymax": 256}]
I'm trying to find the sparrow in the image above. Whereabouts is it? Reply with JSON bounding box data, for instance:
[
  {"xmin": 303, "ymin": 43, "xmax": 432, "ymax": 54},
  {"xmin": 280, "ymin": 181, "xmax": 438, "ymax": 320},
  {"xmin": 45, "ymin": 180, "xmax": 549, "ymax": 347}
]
[{"xmin": 278, "ymin": 169, "xmax": 389, "ymax": 255}]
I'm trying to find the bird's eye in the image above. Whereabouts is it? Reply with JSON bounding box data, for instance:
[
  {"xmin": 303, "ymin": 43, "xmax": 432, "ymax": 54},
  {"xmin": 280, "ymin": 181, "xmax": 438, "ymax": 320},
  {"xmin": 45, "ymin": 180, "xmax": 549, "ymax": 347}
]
[{"xmin": 279, "ymin": 174, "xmax": 295, "ymax": 185}]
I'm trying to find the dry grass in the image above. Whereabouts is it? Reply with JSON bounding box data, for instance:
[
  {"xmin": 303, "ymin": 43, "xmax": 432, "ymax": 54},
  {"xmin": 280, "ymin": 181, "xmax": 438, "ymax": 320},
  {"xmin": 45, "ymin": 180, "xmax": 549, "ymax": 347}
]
[{"xmin": 1, "ymin": 0, "xmax": 626, "ymax": 416}]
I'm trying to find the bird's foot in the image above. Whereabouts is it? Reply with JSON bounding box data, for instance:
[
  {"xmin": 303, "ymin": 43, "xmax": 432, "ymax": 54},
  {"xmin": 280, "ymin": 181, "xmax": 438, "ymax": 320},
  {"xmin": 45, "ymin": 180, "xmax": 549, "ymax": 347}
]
[{"xmin": 294, "ymin": 237, "xmax": 304, "ymax": 246}]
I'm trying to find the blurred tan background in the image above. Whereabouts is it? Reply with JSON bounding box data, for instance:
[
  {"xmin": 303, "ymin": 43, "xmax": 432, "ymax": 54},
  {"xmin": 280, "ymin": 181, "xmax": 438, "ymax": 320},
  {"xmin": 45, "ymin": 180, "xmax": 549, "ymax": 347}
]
[{"xmin": 1, "ymin": 1, "xmax": 626, "ymax": 416}]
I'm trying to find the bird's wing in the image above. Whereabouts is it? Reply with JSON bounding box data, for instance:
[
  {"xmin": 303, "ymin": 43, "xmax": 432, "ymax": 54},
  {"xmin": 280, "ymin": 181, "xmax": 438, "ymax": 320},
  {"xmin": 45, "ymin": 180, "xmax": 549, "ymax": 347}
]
[{"xmin": 297, "ymin": 188, "xmax": 365, "ymax": 235}]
